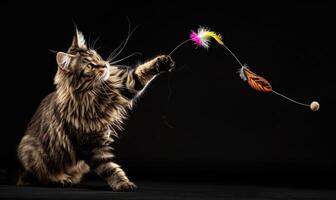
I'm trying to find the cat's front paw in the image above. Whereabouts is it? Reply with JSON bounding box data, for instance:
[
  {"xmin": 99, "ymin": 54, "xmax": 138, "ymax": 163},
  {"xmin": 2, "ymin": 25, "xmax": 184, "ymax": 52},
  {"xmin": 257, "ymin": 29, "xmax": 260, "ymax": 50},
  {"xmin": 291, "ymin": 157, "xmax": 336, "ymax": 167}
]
[
  {"xmin": 50, "ymin": 173, "xmax": 73, "ymax": 187},
  {"xmin": 155, "ymin": 55, "xmax": 175, "ymax": 72},
  {"xmin": 112, "ymin": 180, "xmax": 137, "ymax": 192}
]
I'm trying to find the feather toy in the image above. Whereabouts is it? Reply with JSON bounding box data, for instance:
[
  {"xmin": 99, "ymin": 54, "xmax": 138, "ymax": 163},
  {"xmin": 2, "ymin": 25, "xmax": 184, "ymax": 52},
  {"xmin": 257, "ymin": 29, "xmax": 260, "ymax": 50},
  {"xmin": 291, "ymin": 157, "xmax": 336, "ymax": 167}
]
[
  {"xmin": 168, "ymin": 26, "xmax": 319, "ymax": 111},
  {"xmin": 239, "ymin": 65, "xmax": 319, "ymax": 111},
  {"xmin": 169, "ymin": 27, "xmax": 223, "ymax": 56}
]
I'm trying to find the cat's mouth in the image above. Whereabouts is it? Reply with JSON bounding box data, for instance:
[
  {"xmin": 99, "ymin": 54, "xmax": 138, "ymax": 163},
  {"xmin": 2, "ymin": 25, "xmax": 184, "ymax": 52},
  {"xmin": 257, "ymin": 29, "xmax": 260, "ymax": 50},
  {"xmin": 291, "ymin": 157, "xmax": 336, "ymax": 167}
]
[{"xmin": 102, "ymin": 68, "xmax": 110, "ymax": 81}]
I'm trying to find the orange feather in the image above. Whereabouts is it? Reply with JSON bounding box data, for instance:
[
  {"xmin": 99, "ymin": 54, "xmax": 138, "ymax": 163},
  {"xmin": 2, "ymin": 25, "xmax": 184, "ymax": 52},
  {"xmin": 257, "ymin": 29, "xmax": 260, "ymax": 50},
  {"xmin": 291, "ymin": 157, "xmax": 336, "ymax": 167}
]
[{"xmin": 240, "ymin": 66, "xmax": 272, "ymax": 92}]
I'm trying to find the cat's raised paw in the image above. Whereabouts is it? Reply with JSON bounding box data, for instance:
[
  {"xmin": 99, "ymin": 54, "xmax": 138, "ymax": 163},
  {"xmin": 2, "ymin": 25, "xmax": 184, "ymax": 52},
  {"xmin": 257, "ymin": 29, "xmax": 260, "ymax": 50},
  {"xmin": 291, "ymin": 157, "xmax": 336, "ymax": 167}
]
[{"xmin": 156, "ymin": 55, "xmax": 175, "ymax": 72}]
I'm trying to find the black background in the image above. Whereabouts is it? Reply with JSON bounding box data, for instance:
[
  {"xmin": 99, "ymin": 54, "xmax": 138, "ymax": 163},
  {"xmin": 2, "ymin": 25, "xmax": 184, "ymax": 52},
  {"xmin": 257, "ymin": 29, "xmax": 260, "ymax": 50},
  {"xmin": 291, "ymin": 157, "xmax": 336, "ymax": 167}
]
[{"xmin": 0, "ymin": 1, "xmax": 334, "ymax": 185}]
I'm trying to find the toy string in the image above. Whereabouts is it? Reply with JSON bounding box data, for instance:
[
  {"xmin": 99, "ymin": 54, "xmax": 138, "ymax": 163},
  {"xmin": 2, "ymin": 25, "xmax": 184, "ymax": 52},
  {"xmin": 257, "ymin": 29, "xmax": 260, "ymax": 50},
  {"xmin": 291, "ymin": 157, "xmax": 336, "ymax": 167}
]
[
  {"xmin": 222, "ymin": 43, "xmax": 244, "ymax": 67},
  {"xmin": 168, "ymin": 37, "xmax": 311, "ymax": 108},
  {"xmin": 222, "ymin": 44, "xmax": 311, "ymax": 107},
  {"xmin": 169, "ymin": 39, "xmax": 192, "ymax": 56},
  {"xmin": 271, "ymin": 90, "xmax": 310, "ymax": 107},
  {"xmin": 220, "ymin": 44, "xmax": 311, "ymax": 107}
]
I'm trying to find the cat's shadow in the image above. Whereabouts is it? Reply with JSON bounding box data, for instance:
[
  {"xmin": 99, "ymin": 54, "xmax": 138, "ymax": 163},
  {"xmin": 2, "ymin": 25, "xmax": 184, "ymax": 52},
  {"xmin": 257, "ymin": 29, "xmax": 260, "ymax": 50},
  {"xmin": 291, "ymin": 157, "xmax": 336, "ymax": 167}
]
[
  {"xmin": 68, "ymin": 173, "xmax": 113, "ymax": 191},
  {"xmin": 72, "ymin": 181, "xmax": 111, "ymax": 191},
  {"xmin": 22, "ymin": 173, "xmax": 114, "ymax": 191}
]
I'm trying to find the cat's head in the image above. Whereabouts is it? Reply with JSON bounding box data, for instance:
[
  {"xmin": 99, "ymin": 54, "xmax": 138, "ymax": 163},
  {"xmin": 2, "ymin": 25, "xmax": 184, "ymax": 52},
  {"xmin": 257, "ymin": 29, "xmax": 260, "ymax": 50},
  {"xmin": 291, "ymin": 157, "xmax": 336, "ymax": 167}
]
[{"xmin": 54, "ymin": 29, "xmax": 110, "ymax": 92}]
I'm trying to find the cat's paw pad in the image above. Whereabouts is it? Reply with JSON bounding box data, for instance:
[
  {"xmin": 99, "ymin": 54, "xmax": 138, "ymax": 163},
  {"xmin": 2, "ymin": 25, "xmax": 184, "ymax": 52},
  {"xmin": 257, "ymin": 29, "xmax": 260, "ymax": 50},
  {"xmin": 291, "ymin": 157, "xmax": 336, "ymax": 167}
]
[
  {"xmin": 113, "ymin": 181, "xmax": 137, "ymax": 192},
  {"xmin": 156, "ymin": 55, "xmax": 175, "ymax": 72}
]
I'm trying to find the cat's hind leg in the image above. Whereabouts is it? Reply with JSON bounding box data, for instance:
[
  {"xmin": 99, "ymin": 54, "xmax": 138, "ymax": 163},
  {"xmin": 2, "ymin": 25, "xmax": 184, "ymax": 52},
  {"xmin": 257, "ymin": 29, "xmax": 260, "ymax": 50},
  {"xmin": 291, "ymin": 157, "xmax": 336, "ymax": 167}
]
[
  {"xmin": 18, "ymin": 135, "xmax": 80, "ymax": 187},
  {"xmin": 17, "ymin": 135, "xmax": 50, "ymax": 185}
]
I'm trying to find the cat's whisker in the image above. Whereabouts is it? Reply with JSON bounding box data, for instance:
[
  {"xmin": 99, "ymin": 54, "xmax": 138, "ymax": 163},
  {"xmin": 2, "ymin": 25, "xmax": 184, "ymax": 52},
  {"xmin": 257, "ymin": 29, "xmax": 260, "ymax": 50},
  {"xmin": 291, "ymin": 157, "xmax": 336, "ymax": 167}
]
[
  {"xmin": 88, "ymin": 33, "xmax": 93, "ymax": 49},
  {"xmin": 92, "ymin": 35, "xmax": 102, "ymax": 50},
  {"xmin": 107, "ymin": 39, "xmax": 127, "ymax": 61},
  {"xmin": 106, "ymin": 19, "xmax": 133, "ymax": 61},
  {"xmin": 100, "ymin": 82, "xmax": 110, "ymax": 94},
  {"xmin": 109, "ymin": 52, "xmax": 142, "ymax": 65},
  {"xmin": 95, "ymin": 46, "xmax": 102, "ymax": 51},
  {"xmin": 99, "ymin": 80, "xmax": 129, "ymax": 94},
  {"xmin": 49, "ymin": 49, "xmax": 58, "ymax": 54},
  {"xmin": 108, "ymin": 27, "xmax": 137, "ymax": 61},
  {"xmin": 107, "ymin": 24, "xmax": 138, "ymax": 62},
  {"xmin": 110, "ymin": 64, "xmax": 128, "ymax": 68}
]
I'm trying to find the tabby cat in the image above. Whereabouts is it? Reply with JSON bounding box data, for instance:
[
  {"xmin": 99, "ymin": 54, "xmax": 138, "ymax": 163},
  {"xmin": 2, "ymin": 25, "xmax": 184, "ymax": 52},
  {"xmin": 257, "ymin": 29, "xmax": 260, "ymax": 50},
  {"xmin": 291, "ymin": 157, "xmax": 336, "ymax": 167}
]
[{"xmin": 17, "ymin": 28, "xmax": 174, "ymax": 191}]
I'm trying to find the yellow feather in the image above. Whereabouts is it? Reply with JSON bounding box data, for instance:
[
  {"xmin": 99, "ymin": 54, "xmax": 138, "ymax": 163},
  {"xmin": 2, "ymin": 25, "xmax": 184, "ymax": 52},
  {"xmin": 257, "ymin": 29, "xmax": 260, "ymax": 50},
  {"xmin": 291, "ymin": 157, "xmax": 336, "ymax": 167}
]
[{"xmin": 206, "ymin": 31, "xmax": 224, "ymax": 45}]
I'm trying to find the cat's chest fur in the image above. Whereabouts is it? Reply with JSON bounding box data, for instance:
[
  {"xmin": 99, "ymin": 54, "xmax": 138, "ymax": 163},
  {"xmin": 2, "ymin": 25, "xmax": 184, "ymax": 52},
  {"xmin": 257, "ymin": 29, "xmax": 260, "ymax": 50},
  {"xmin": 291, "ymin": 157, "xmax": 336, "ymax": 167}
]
[{"xmin": 55, "ymin": 85, "xmax": 131, "ymax": 136}]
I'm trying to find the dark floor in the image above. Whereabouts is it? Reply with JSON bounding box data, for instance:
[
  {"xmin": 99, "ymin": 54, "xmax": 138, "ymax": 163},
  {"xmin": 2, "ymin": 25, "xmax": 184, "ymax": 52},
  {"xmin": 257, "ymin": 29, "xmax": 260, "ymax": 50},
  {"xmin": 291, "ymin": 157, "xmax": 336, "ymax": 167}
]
[{"xmin": 1, "ymin": 180, "xmax": 336, "ymax": 200}]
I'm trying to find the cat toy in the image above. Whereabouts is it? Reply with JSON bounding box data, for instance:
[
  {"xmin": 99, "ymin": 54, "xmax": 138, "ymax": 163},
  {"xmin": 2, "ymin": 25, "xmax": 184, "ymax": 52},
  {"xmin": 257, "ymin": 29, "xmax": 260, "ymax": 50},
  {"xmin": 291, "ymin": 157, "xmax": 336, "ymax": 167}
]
[{"xmin": 169, "ymin": 27, "xmax": 320, "ymax": 111}]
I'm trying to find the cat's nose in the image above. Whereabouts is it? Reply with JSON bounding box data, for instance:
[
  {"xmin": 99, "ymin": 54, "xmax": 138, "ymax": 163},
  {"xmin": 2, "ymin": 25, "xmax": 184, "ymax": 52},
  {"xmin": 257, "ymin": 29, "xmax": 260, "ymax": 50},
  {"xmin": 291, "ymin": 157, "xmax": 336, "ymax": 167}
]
[
  {"xmin": 99, "ymin": 61, "xmax": 108, "ymax": 68},
  {"xmin": 95, "ymin": 62, "xmax": 108, "ymax": 69}
]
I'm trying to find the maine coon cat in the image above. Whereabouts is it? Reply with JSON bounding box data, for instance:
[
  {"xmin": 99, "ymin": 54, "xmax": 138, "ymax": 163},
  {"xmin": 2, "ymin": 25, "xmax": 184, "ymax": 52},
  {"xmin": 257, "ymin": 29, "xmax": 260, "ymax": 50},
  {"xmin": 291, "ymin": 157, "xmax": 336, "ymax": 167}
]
[{"xmin": 17, "ymin": 28, "xmax": 174, "ymax": 191}]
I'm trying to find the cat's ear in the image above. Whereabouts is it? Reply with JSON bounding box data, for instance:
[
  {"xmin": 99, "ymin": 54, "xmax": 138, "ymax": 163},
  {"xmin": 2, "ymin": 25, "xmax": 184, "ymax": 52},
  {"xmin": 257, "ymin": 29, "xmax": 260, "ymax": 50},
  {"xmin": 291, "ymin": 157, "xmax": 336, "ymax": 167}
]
[
  {"xmin": 71, "ymin": 28, "xmax": 87, "ymax": 50},
  {"xmin": 56, "ymin": 52, "xmax": 74, "ymax": 72}
]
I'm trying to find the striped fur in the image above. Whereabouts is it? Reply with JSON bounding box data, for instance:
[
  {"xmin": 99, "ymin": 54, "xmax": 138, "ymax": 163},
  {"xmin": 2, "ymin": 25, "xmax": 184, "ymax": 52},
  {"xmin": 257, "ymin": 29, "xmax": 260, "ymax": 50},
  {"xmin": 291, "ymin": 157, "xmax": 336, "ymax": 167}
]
[{"xmin": 17, "ymin": 29, "xmax": 174, "ymax": 191}]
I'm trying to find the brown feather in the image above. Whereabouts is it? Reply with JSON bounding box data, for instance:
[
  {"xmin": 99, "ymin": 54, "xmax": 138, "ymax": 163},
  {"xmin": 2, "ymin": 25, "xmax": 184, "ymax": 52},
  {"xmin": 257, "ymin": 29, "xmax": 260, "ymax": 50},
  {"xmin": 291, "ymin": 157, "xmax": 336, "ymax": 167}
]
[{"xmin": 243, "ymin": 67, "xmax": 272, "ymax": 92}]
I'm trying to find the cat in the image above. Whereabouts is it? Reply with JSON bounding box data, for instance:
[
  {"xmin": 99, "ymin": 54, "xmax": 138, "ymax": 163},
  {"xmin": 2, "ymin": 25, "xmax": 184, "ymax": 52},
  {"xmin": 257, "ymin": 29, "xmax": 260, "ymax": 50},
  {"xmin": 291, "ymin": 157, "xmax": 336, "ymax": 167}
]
[{"xmin": 17, "ymin": 28, "xmax": 174, "ymax": 191}]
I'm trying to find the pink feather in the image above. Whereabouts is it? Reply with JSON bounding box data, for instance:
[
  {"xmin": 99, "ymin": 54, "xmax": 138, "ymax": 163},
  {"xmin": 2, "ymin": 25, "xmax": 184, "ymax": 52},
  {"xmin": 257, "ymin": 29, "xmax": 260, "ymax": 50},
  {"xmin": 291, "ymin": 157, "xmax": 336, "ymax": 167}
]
[{"xmin": 190, "ymin": 31, "xmax": 203, "ymax": 47}]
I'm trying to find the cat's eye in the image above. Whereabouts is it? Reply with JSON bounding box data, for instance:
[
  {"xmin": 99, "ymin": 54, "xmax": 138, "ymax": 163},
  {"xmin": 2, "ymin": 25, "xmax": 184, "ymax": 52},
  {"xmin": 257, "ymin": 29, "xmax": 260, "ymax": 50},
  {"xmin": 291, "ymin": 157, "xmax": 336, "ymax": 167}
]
[{"xmin": 86, "ymin": 64, "xmax": 93, "ymax": 70}]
